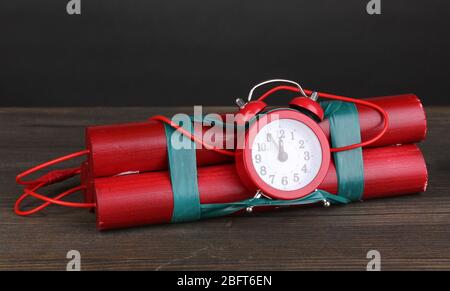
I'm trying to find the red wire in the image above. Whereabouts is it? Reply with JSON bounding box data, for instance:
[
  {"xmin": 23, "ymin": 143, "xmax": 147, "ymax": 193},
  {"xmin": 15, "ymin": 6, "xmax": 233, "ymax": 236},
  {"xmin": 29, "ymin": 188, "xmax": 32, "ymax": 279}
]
[
  {"xmin": 15, "ymin": 150, "xmax": 95, "ymax": 216},
  {"xmin": 151, "ymin": 86, "xmax": 388, "ymax": 154},
  {"xmin": 150, "ymin": 115, "xmax": 235, "ymax": 157},
  {"xmin": 15, "ymin": 185, "xmax": 94, "ymax": 216},
  {"xmin": 257, "ymin": 85, "xmax": 390, "ymax": 152},
  {"xmin": 16, "ymin": 150, "xmax": 90, "ymax": 185}
]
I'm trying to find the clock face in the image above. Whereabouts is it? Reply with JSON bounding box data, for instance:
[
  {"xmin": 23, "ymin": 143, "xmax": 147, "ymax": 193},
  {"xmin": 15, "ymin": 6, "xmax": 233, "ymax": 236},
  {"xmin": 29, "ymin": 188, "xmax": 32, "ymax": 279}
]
[{"xmin": 250, "ymin": 118, "xmax": 323, "ymax": 191}]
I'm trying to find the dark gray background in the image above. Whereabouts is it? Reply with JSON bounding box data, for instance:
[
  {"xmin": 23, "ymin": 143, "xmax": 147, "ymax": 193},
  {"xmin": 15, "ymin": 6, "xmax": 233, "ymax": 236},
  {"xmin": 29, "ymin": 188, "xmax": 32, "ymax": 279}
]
[{"xmin": 1, "ymin": 0, "xmax": 449, "ymax": 106}]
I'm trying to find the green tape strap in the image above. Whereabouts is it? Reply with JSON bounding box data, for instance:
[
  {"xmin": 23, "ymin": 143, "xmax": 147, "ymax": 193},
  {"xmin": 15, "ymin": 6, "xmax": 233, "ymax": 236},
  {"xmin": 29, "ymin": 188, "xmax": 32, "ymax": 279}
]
[
  {"xmin": 321, "ymin": 101, "xmax": 365, "ymax": 201},
  {"xmin": 201, "ymin": 190, "xmax": 350, "ymax": 219},
  {"xmin": 164, "ymin": 123, "xmax": 201, "ymax": 223}
]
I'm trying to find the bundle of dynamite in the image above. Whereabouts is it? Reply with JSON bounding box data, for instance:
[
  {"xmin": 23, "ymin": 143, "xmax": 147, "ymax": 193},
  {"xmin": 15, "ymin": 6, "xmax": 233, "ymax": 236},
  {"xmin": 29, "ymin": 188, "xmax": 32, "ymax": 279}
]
[{"xmin": 15, "ymin": 82, "xmax": 428, "ymax": 231}]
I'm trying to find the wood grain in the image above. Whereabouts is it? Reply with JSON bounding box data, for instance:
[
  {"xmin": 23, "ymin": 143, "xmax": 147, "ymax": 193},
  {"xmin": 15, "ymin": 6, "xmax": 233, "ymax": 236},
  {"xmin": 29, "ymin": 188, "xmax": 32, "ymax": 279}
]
[{"xmin": 0, "ymin": 106, "xmax": 449, "ymax": 271}]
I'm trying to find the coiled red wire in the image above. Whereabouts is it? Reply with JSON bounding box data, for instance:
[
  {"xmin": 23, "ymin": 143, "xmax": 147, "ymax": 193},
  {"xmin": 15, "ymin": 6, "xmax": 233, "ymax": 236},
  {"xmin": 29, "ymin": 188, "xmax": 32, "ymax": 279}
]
[{"xmin": 15, "ymin": 150, "xmax": 95, "ymax": 216}]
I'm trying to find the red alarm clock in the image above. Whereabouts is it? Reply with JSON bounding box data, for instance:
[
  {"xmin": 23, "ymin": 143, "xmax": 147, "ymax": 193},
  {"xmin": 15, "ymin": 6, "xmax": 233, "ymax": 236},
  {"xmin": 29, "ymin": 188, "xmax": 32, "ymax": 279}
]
[{"xmin": 235, "ymin": 80, "xmax": 331, "ymax": 200}]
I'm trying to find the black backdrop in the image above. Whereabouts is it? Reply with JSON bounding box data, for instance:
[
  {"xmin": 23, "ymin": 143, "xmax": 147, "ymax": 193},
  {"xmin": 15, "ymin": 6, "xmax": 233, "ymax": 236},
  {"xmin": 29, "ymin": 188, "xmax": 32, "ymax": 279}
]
[{"xmin": 1, "ymin": 0, "xmax": 449, "ymax": 106}]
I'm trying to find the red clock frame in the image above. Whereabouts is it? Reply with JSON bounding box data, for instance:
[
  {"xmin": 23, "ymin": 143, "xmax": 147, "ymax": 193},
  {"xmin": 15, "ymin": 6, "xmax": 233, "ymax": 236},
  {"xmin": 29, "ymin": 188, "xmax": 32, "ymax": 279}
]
[{"xmin": 235, "ymin": 109, "xmax": 331, "ymax": 200}]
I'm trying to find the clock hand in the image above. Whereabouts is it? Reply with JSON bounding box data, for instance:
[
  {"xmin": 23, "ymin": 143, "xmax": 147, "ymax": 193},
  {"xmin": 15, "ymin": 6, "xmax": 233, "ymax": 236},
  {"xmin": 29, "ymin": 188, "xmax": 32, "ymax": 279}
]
[
  {"xmin": 278, "ymin": 138, "xmax": 289, "ymax": 162},
  {"xmin": 267, "ymin": 133, "xmax": 279, "ymax": 150}
]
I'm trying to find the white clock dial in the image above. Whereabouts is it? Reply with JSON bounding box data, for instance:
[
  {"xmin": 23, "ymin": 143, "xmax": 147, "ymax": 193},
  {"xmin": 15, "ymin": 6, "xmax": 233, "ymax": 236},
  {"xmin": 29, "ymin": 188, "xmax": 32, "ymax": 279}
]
[{"xmin": 251, "ymin": 118, "xmax": 323, "ymax": 191}]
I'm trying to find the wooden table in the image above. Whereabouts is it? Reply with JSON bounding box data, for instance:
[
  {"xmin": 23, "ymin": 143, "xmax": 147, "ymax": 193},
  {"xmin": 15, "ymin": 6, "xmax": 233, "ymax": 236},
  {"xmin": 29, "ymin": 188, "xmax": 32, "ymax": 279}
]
[{"xmin": 0, "ymin": 107, "xmax": 448, "ymax": 271}]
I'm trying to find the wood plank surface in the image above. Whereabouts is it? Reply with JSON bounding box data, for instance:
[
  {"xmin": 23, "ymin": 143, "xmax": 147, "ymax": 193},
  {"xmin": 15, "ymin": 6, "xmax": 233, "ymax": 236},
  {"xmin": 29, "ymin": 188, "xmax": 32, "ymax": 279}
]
[{"xmin": 0, "ymin": 106, "xmax": 448, "ymax": 271}]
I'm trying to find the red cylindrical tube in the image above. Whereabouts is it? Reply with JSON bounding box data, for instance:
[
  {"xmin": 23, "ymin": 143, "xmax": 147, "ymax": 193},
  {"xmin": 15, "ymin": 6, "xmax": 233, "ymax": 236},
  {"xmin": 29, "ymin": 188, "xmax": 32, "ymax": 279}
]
[
  {"xmin": 94, "ymin": 162, "xmax": 251, "ymax": 230},
  {"xmin": 93, "ymin": 144, "xmax": 427, "ymax": 230},
  {"xmin": 86, "ymin": 94, "xmax": 426, "ymax": 179},
  {"xmin": 320, "ymin": 94, "xmax": 427, "ymax": 147},
  {"xmin": 86, "ymin": 121, "xmax": 233, "ymax": 178},
  {"xmin": 318, "ymin": 144, "xmax": 428, "ymax": 199}
]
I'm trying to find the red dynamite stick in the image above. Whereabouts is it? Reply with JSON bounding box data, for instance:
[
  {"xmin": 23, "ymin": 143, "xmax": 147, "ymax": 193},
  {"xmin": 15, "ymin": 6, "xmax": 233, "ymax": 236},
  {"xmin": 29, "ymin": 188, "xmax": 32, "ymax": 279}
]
[
  {"xmin": 92, "ymin": 144, "xmax": 427, "ymax": 231},
  {"xmin": 320, "ymin": 94, "xmax": 427, "ymax": 147},
  {"xmin": 86, "ymin": 94, "xmax": 426, "ymax": 179},
  {"xmin": 86, "ymin": 120, "xmax": 233, "ymax": 179}
]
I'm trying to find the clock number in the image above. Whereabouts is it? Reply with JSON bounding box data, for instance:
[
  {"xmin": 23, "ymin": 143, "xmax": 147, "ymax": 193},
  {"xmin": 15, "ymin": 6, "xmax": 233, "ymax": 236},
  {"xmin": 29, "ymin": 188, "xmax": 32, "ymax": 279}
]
[
  {"xmin": 299, "ymin": 140, "xmax": 305, "ymax": 149},
  {"xmin": 291, "ymin": 132, "xmax": 295, "ymax": 140},
  {"xmin": 255, "ymin": 154, "xmax": 262, "ymax": 164},
  {"xmin": 278, "ymin": 130, "xmax": 285, "ymax": 139},
  {"xmin": 257, "ymin": 143, "xmax": 267, "ymax": 152},
  {"xmin": 293, "ymin": 173, "xmax": 300, "ymax": 182},
  {"xmin": 260, "ymin": 166, "xmax": 267, "ymax": 176},
  {"xmin": 302, "ymin": 164, "xmax": 307, "ymax": 173},
  {"xmin": 304, "ymin": 151, "xmax": 310, "ymax": 160},
  {"xmin": 269, "ymin": 175, "xmax": 275, "ymax": 184},
  {"xmin": 282, "ymin": 176, "xmax": 288, "ymax": 186}
]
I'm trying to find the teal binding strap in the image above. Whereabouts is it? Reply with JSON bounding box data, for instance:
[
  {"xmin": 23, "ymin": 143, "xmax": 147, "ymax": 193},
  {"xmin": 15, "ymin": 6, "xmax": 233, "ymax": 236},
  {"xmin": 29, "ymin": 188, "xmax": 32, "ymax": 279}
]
[
  {"xmin": 201, "ymin": 190, "xmax": 350, "ymax": 219},
  {"xmin": 321, "ymin": 101, "xmax": 365, "ymax": 202},
  {"xmin": 164, "ymin": 123, "xmax": 201, "ymax": 223}
]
